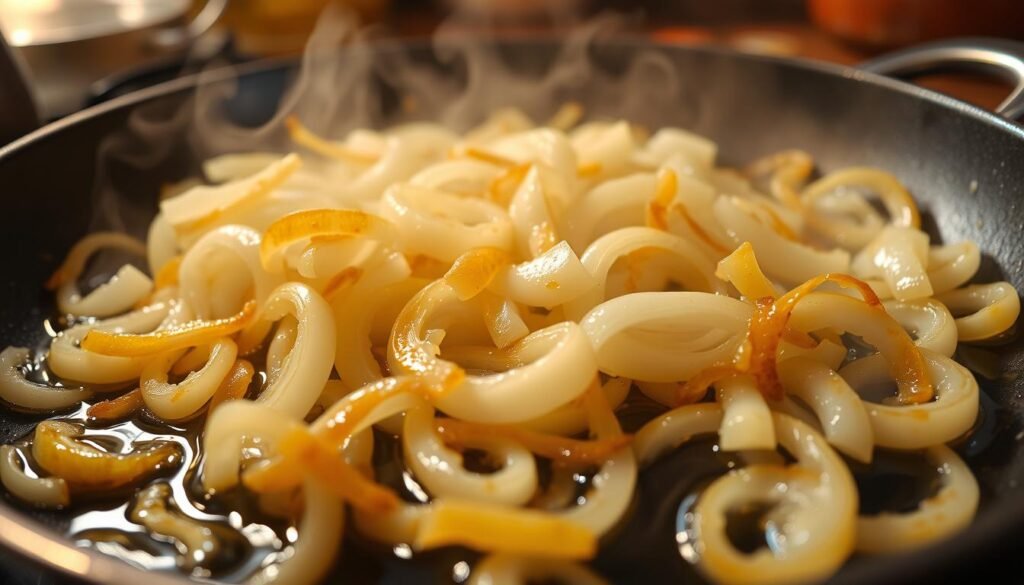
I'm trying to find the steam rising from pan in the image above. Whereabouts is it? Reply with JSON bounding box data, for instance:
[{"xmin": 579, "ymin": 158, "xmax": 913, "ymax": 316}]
[{"xmin": 87, "ymin": 7, "xmax": 685, "ymax": 233}]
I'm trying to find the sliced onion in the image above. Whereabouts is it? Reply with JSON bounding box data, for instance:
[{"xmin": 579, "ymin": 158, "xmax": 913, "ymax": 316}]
[
  {"xmin": 936, "ymin": 282, "xmax": 1020, "ymax": 341},
  {"xmin": 490, "ymin": 241, "xmax": 597, "ymax": 309},
  {"xmin": 48, "ymin": 301, "xmax": 173, "ymax": 384},
  {"xmin": 839, "ymin": 350, "xmax": 977, "ymax": 449},
  {"xmin": 0, "ymin": 445, "xmax": 69, "ymax": 508},
  {"xmin": 778, "ymin": 357, "xmax": 873, "ymax": 463},
  {"xmin": 716, "ymin": 375, "xmax": 776, "ymax": 451},
  {"xmin": 141, "ymin": 338, "xmax": 238, "ymax": 421},
  {"xmin": 33, "ymin": 421, "xmax": 182, "ymax": 489},
  {"xmin": 381, "ymin": 183, "xmax": 514, "ymax": 263},
  {"xmin": 404, "ymin": 405, "xmax": 537, "ymax": 506},
  {"xmin": 0, "ymin": 347, "xmax": 91, "ymax": 411},
  {"xmin": 161, "ymin": 153, "xmax": 301, "ymax": 232},
  {"xmin": 581, "ymin": 291, "xmax": 751, "ymax": 382},
  {"xmin": 180, "ymin": 225, "xmax": 283, "ymax": 319},
  {"xmin": 714, "ymin": 195, "xmax": 850, "ymax": 287},
  {"xmin": 852, "ymin": 226, "xmax": 932, "ymax": 301},
  {"xmin": 252, "ymin": 283, "xmax": 336, "ymax": 418},
  {"xmin": 57, "ymin": 264, "xmax": 153, "ymax": 318},
  {"xmin": 390, "ymin": 281, "xmax": 597, "ymax": 423},
  {"xmin": 856, "ymin": 446, "xmax": 978, "ymax": 553}
]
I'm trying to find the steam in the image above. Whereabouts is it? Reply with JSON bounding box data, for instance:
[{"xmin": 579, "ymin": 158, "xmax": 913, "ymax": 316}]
[{"xmin": 88, "ymin": 6, "xmax": 685, "ymax": 232}]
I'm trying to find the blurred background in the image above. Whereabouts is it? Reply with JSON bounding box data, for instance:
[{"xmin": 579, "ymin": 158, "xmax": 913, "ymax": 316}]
[{"xmin": 1, "ymin": 0, "xmax": 1023, "ymax": 141}]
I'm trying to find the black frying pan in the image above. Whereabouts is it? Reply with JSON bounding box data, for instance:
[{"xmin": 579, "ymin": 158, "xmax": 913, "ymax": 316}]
[{"xmin": 1, "ymin": 37, "xmax": 1024, "ymax": 585}]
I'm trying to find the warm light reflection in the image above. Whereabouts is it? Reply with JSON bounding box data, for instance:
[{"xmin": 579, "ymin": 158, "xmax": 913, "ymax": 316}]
[{"xmin": 0, "ymin": 512, "xmax": 92, "ymax": 574}]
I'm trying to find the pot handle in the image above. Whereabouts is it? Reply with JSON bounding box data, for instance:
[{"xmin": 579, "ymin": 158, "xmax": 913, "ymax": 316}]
[
  {"xmin": 860, "ymin": 37, "xmax": 1024, "ymax": 120},
  {"xmin": 149, "ymin": 0, "xmax": 230, "ymax": 50}
]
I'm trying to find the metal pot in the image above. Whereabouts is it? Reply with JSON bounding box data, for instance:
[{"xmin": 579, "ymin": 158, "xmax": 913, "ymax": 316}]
[{"xmin": 0, "ymin": 0, "xmax": 226, "ymax": 120}]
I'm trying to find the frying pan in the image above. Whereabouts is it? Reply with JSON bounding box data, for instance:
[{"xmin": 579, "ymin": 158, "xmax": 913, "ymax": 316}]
[{"xmin": 1, "ymin": 36, "xmax": 1024, "ymax": 585}]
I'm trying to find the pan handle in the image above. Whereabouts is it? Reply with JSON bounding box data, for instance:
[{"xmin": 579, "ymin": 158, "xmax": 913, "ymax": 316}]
[{"xmin": 859, "ymin": 37, "xmax": 1024, "ymax": 120}]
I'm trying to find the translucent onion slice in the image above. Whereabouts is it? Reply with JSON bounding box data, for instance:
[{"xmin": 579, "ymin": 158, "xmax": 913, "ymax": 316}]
[
  {"xmin": 564, "ymin": 226, "xmax": 722, "ymax": 321},
  {"xmin": 207, "ymin": 359, "xmax": 254, "ymax": 413},
  {"xmin": 45, "ymin": 232, "xmax": 147, "ymax": 290},
  {"xmin": 927, "ymin": 241, "xmax": 981, "ymax": 294},
  {"xmin": 251, "ymin": 283, "xmax": 336, "ymax": 418},
  {"xmin": 160, "ymin": 153, "xmax": 301, "ymax": 232},
  {"xmin": 572, "ymin": 121, "xmax": 637, "ymax": 179},
  {"xmin": 468, "ymin": 554, "xmax": 609, "ymax": 585},
  {"xmin": 0, "ymin": 445, "xmax": 69, "ymax": 508},
  {"xmin": 381, "ymin": 183, "xmax": 514, "ymax": 263},
  {"xmin": 436, "ymin": 416, "xmax": 632, "ymax": 466},
  {"xmin": 490, "ymin": 128, "xmax": 578, "ymax": 192},
  {"xmin": 140, "ymin": 338, "xmax": 238, "ymax": 421},
  {"xmin": 241, "ymin": 377, "xmax": 427, "ymax": 494},
  {"xmin": 201, "ymin": 400, "xmax": 302, "ymax": 492},
  {"xmin": 404, "ymin": 405, "xmax": 537, "ymax": 506},
  {"xmin": 81, "ymin": 301, "xmax": 255, "ymax": 357},
  {"xmin": 489, "ymin": 241, "xmax": 596, "ymax": 309},
  {"xmin": 787, "ymin": 290, "xmax": 933, "ymax": 405},
  {"xmin": 390, "ymin": 280, "xmax": 597, "ymax": 423},
  {"xmin": 444, "ymin": 247, "xmax": 511, "ymax": 301},
  {"xmin": 802, "ymin": 188, "xmax": 886, "ymax": 251},
  {"xmin": 129, "ymin": 482, "xmax": 220, "ymax": 569},
  {"xmin": 636, "ymin": 405, "xmax": 857, "ymax": 585},
  {"xmin": 884, "ymin": 298, "xmax": 958, "ymax": 357},
  {"xmin": 580, "ymin": 291, "xmax": 751, "ymax": 383},
  {"xmin": 409, "ymin": 159, "xmax": 502, "ymax": 197},
  {"xmin": 686, "ymin": 275, "xmax": 931, "ymax": 405},
  {"xmin": 778, "ymin": 357, "xmax": 873, "ymax": 463},
  {"xmin": 635, "ymin": 127, "xmax": 717, "ymax": 170},
  {"xmin": 202, "ymin": 152, "xmax": 282, "ymax": 183},
  {"xmin": 48, "ymin": 301, "xmax": 173, "ymax": 384},
  {"xmin": 713, "ymin": 195, "xmax": 850, "ymax": 287},
  {"xmin": 519, "ymin": 376, "xmax": 631, "ymax": 436},
  {"xmin": 180, "ymin": 225, "xmax": 283, "ymax": 319},
  {"xmin": 633, "ymin": 403, "xmax": 723, "ymax": 465},
  {"xmin": 259, "ymin": 209, "xmax": 397, "ymax": 271},
  {"xmin": 477, "ymin": 292, "xmax": 529, "ymax": 349},
  {"xmin": 147, "ymin": 213, "xmax": 179, "ymax": 274},
  {"xmin": 86, "ymin": 389, "xmax": 143, "ymax": 421},
  {"xmin": 200, "ymin": 400, "xmax": 343, "ymax": 585},
  {"xmin": 715, "ymin": 241, "xmax": 778, "ymax": 301},
  {"xmin": 332, "ymin": 253, "xmax": 413, "ymax": 390},
  {"xmin": 258, "ymin": 480, "xmax": 343, "ymax": 585},
  {"xmin": 856, "ymin": 446, "xmax": 978, "ymax": 553},
  {"xmin": 839, "ymin": 351, "xmax": 978, "ymax": 449},
  {"xmin": 57, "ymin": 264, "xmax": 153, "ymax": 318},
  {"xmin": 565, "ymin": 173, "xmax": 656, "ymax": 251},
  {"xmin": 936, "ymin": 282, "xmax": 1020, "ymax": 341},
  {"xmin": 0, "ymin": 347, "xmax": 91, "ymax": 411},
  {"xmin": 716, "ymin": 375, "xmax": 776, "ymax": 451},
  {"xmin": 555, "ymin": 382, "xmax": 636, "ymax": 534},
  {"xmin": 335, "ymin": 126, "xmax": 456, "ymax": 203},
  {"xmin": 508, "ymin": 165, "xmax": 562, "ymax": 258},
  {"xmin": 645, "ymin": 167, "xmax": 678, "ymax": 231},
  {"xmin": 802, "ymin": 167, "xmax": 921, "ymax": 229},
  {"xmin": 413, "ymin": 499, "xmax": 596, "ymax": 559},
  {"xmin": 33, "ymin": 421, "xmax": 182, "ymax": 488},
  {"xmin": 852, "ymin": 226, "xmax": 932, "ymax": 301},
  {"xmin": 285, "ymin": 116, "xmax": 379, "ymax": 164},
  {"xmin": 274, "ymin": 426, "xmax": 399, "ymax": 513},
  {"xmin": 744, "ymin": 149, "xmax": 812, "ymax": 211}
]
